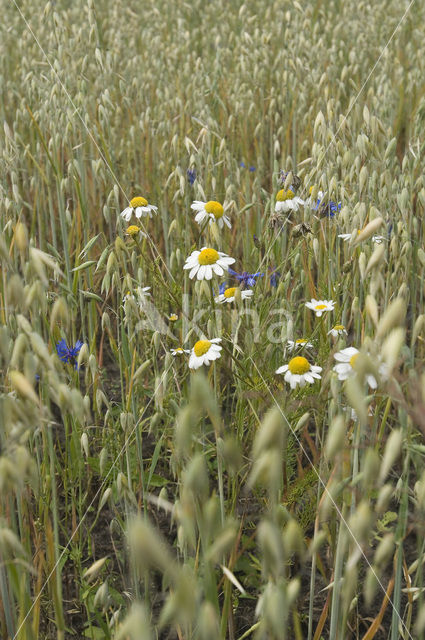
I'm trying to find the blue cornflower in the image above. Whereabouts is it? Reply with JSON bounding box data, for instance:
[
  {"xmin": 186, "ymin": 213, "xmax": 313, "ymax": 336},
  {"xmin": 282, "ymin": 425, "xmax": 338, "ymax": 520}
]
[
  {"xmin": 187, "ymin": 168, "xmax": 196, "ymax": 186},
  {"xmin": 314, "ymin": 198, "xmax": 341, "ymax": 217},
  {"xmin": 218, "ymin": 282, "xmax": 227, "ymax": 295},
  {"xmin": 269, "ymin": 268, "xmax": 281, "ymax": 288},
  {"xmin": 228, "ymin": 268, "xmax": 263, "ymax": 288},
  {"xmin": 56, "ymin": 339, "xmax": 83, "ymax": 368},
  {"xmin": 240, "ymin": 162, "xmax": 255, "ymax": 172}
]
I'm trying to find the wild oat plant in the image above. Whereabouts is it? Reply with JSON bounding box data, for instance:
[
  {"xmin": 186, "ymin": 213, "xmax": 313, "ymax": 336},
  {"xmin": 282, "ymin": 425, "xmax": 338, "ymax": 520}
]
[{"xmin": 1, "ymin": 0, "xmax": 425, "ymax": 638}]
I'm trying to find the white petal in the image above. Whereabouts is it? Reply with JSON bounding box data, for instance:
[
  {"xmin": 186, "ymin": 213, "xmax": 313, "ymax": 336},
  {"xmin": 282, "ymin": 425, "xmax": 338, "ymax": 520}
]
[
  {"xmin": 195, "ymin": 211, "xmax": 207, "ymax": 223},
  {"xmin": 191, "ymin": 201, "xmax": 205, "ymax": 210},
  {"xmin": 275, "ymin": 365, "xmax": 288, "ymax": 374},
  {"xmin": 121, "ymin": 207, "xmax": 132, "ymax": 221},
  {"xmin": 189, "ymin": 265, "xmax": 199, "ymax": 279},
  {"xmin": 197, "ymin": 265, "xmax": 206, "ymax": 280},
  {"xmin": 218, "ymin": 255, "xmax": 235, "ymax": 264},
  {"xmin": 213, "ymin": 263, "xmax": 224, "ymax": 276},
  {"xmin": 367, "ymin": 375, "xmax": 377, "ymax": 389},
  {"xmin": 204, "ymin": 266, "xmax": 213, "ymax": 280}
]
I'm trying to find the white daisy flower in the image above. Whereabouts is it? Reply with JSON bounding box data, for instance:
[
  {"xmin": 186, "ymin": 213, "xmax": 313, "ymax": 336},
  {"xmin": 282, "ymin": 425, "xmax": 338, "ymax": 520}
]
[
  {"xmin": 215, "ymin": 287, "xmax": 253, "ymax": 304},
  {"xmin": 305, "ymin": 299, "xmax": 335, "ymax": 317},
  {"xmin": 125, "ymin": 224, "xmax": 146, "ymax": 239},
  {"xmin": 275, "ymin": 356, "xmax": 322, "ymax": 390},
  {"xmin": 183, "ymin": 247, "xmax": 235, "ymax": 280},
  {"xmin": 338, "ymin": 233, "xmax": 353, "ymax": 242},
  {"xmin": 120, "ymin": 196, "xmax": 158, "ymax": 221},
  {"xmin": 123, "ymin": 287, "xmax": 150, "ymax": 303},
  {"xmin": 191, "ymin": 200, "xmax": 231, "ymax": 229},
  {"xmin": 333, "ymin": 347, "xmax": 378, "ymax": 389},
  {"xmin": 170, "ymin": 347, "xmax": 190, "ymax": 356},
  {"xmin": 286, "ymin": 339, "xmax": 314, "ymax": 352},
  {"xmin": 275, "ymin": 188, "xmax": 304, "ymax": 213},
  {"xmin": 328, "ymin": 324, "xmax": 347, "ymax": 337},
  {"xmin": 189, "ymin": 338, "xmax": 222, "ymax": 369},
  {"xmin": 372, "ymin": 235, "xmax": 385, "ymax": 244}
]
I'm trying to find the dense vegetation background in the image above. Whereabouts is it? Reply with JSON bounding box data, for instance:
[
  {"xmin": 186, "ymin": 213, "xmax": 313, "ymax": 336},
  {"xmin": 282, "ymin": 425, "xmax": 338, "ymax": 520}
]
[{"xmin": 1, "ymin": 0, "xmax": 425, "ymax": 638}]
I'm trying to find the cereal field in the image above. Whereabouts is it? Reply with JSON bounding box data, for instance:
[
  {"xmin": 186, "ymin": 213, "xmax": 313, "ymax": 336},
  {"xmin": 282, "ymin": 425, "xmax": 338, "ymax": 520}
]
[{"xmin": 1, "ymin": 0, "xmax": 425, "ymax": 638}]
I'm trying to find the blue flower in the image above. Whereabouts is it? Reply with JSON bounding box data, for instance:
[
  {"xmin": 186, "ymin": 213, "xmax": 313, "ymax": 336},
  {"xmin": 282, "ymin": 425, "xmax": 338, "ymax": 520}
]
[
  {"xmin": 269, "ymin": 268, "xmax": 281, "ymax": 288},
  {"xmin": 240, "ymin": 162, "xmax": 255, "ymax": 172},
  {"xmin": 218, "ymin": 282, "xmax": 227, "ymax": 295},
  {"xmin": 313, "ymin": 198, "xmax": 342, "ymax": 217},
  {"xmin": 56, "ymin": 339, "xmax": 83, "ymax": 368},
  {"xmin": 187, "ymin": 168, "xmax": 196, "ymax": 186},
  {"xmin": 228, "ymin": 268, "xmax": 263, "ymax": 288}
]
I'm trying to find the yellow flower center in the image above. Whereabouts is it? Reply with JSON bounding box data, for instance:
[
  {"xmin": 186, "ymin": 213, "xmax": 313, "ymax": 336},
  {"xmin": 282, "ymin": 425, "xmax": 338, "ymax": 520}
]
[
  {"xmin": 194, "ymin": 340, "xmax": 211, "ymax": 357},
  {"xmin": 224, "ymin": 287, "xmax": 237, "ymax": 298},
  {"xmin": 175, "ymin": 348, "xmax": 183, "ymax": 353},
  {"xmin": 349, "ymin": 353, "xmax": 359, "ymax": 368},
  {"xmin": 334, "ymin": 324, "xmax": 345, "ymax": 331},
  {"xmin": 130, "ymin": 196, "xmax": 148, "ymax": 208},
  {"xmin": 288, "ymin": 357, "xmax": 310, "ymax": 375},
  {"xmin": 198, "ymin": 248, "xmax": 219, "ymax": 265},
  {"xmin": 169, "ymin": 314, "xmax": 178, "ymax": 322},
  {"xmin": 315, "ymin": 304, "xmax": 327, "ymax": 310},
  {"xmin": 276, "ymin": 189, "xmax": 295, "ymax": 202},
  {"xmin": 309, "ymin": 186, "xmax": 315, "ymax": 195},
  {"xmin": 126, "ymin": 225, "xmax": 141, "ymax": 236},
  {"xmin": 295, "ymin": 339, "xmax": 307, "ymax": 344},
  {"xmin": 205, "ymin": 201, "xmax": 224, "ymax": 219}
]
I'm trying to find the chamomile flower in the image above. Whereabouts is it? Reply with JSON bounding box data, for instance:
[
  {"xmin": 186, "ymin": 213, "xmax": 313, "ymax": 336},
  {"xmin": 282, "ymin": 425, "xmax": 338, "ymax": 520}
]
[
  {"xmin": 189, "ymin": 338, "xmax": 222, "ymax": 369},
  {"xmin": 168, "ymin": 313, "xmax": 178, "ymax": 322},
  {"xmin": 328, "ymin": 324, "xmax": 347, "ymax": 337},
  {"xmin": 286, "ymin": 339, "xmax": 314, "ymax": 352},
  {"xmin": 183, "ymin": 247, "xmax": 235, "ymax": 280},
  {"xmin": 305, "ymin": 299, "xmax": 335, "ymax": 317},
  {"xmin": 276, "ymin": 356, "xmax": 322, "ymax": 390},
  {"xmin": 333, "ymin": 347, "xmax": 378, "ymax": 388},
  {"xmin": 372, "ymin": 235, "xmax": 385, "ymax": 244},
  {"xmin": 126, "ymin": 225, "xmax": 146, "ymax": 240},
  {"xmin": 191, "ymin": 200, "xmax": 231, "ymax": 229},
  {"xmin": 122, "ymin": 287, "xmax": 151, "ymax": 305},
  {"xmin": 120, "ymin": 196, "xmax": 158, "ymax": 221},
  {"xmin": 171, "ymin": 347, "xmax": 190, "ymax": 356},
  {"xmin": 275, "ymin": 189, "xmax": 304, "ymax": 213},
  {"xmin": 215, "ymin": 287, "xmax": 253, "ymax": 303},
  {"xmin": 338, "ymin": 233, "xmax": 352, "ymax": 242}
]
